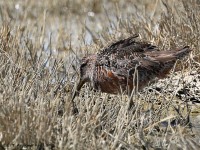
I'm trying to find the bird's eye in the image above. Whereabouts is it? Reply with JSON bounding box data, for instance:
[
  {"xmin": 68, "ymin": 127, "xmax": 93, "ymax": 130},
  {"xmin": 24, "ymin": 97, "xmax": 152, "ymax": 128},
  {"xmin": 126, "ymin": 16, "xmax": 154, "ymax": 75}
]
[
  {"xmin": 80, "ymin": 62, "xmax": 87, "ymax": 69},
  {"xmin": 80, "ymin": 58, "xmax": 88, "ymax": 70}
]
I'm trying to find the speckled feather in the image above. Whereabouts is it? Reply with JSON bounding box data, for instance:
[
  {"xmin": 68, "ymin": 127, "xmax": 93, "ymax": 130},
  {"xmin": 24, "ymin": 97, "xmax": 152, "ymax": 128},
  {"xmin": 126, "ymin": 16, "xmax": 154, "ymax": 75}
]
[{"xmin": 73, "ymin": 35, "xmax": 191, "ymax": 99}]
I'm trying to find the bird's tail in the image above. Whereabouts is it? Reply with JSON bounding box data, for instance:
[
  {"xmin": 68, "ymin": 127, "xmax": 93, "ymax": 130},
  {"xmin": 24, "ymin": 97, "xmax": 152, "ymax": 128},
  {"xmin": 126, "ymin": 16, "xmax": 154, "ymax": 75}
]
[
  {"xmin": 152, "ymin": 46, "xmax": 191, "ymax": 62},
  {"xmin": 173, "ymin": 46, "xmax": 192, "ymax": 59},
  {"xmin": 151, "ymin": 46, "xmax": 192, "ymax": 79}
]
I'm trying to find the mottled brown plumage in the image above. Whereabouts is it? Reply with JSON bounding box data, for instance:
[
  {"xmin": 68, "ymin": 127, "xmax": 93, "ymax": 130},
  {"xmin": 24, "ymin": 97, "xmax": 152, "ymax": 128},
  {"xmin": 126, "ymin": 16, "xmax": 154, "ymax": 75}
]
[{"xmin": 71, "ymin": 34, "xmax": 191, "ymax": 113}]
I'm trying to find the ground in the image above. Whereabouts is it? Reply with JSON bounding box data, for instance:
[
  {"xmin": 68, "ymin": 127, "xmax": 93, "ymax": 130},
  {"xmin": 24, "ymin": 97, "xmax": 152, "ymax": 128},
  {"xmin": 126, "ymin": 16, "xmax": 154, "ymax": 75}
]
[{"xmin": 0, "ymin": 0, "xmax": 200, "ymax": 149}]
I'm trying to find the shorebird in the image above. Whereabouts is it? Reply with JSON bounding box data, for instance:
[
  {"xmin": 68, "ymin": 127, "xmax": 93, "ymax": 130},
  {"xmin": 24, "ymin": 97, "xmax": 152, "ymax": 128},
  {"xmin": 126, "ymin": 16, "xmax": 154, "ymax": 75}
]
[{"xmin": 71, "ymin": 34, "xmax": 191, "ymax": 113}]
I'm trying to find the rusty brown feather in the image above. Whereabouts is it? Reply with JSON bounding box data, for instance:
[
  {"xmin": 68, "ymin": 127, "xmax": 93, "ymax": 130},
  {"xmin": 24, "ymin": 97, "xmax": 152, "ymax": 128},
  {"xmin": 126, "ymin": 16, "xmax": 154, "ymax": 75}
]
[{"xmin": 71, "ymin": 34, "xmax": 191, "ymax": 113}]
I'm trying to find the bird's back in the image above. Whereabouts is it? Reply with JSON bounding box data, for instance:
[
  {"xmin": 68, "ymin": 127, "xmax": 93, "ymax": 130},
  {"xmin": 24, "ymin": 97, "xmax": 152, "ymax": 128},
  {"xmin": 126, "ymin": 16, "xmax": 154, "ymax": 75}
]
[
  {"xmin": 71, "ymin": 35, "xmax": 191, "ymax": 114},
  {"xmin": 93, "ymin": 35, "xmax": 191, "ymax": 94}
]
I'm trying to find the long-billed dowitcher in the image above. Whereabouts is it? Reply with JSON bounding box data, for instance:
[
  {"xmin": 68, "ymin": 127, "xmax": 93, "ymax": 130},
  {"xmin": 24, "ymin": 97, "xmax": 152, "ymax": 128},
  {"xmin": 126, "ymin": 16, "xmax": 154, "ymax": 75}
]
[{"xmin": 71, "ymin": 34, "xmax": 191, "ymax": 113}]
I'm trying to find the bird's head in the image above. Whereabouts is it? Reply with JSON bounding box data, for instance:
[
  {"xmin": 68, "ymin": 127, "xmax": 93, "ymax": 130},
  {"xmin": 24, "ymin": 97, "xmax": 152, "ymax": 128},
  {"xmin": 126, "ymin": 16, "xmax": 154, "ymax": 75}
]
[{"xmin": 72, "ymin": 55, "xmax": 96, "ymax": 100}]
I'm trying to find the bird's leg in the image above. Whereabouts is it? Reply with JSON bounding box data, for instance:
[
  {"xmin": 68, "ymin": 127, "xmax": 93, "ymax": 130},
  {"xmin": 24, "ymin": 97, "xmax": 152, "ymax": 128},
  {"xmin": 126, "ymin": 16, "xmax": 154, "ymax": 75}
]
[
  {"xmin": 129, "ymin": 100, "xmax": 134, "ymax": 110},
  {"xmin": 128, "ymin": 88, "xmax": 135, "ymax": 110},
  {"xmin": 127, "ymin": 67, "xmax": 139, "ymax": 110}
]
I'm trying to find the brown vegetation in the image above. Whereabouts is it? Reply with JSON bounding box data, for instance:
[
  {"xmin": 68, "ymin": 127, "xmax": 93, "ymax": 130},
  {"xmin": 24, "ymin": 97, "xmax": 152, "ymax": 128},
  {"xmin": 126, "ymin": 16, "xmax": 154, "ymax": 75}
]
[{"xmin": 0, "ymin": 0, "xmax": 200, "ymax": 149}]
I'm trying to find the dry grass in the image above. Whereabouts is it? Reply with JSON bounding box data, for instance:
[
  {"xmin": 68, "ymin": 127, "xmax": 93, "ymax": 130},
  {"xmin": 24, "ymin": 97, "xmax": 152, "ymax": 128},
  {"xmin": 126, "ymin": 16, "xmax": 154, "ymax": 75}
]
[{"xmin": 0, "ymin": 0, "xmax": 200, "ymax": 149}]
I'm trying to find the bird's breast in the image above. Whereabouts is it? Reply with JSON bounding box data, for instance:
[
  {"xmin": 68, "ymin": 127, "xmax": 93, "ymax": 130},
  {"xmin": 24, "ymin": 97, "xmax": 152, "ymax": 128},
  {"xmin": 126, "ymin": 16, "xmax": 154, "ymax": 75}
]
[{"xmin": 94, "ymin": 66, "xmax": 129, "ymax": 94}]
